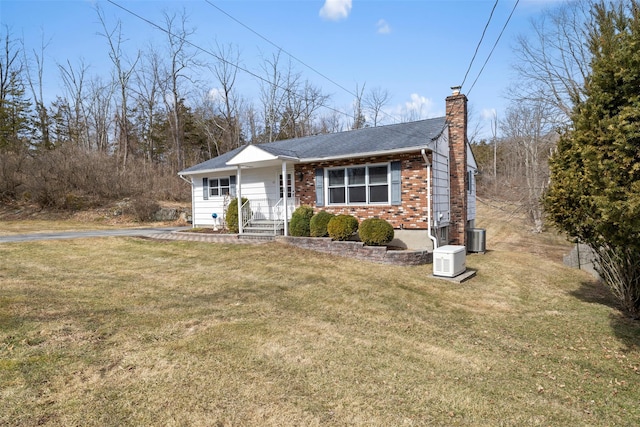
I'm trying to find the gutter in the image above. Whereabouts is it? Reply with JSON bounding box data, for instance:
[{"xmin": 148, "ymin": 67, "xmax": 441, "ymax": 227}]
[
  {"xmin": 302, "ymin": 146, "xmax": 433, "ymax": 163},
  {"xmin": 422, "ymin": 149, "xmax": 439, "ymax": 250}
]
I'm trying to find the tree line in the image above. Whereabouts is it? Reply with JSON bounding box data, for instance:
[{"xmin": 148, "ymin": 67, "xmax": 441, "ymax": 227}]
[
  {"xmin": 472, "ymin": 0, "xmax": 594, "ymax": 233},
  {"xmin": 473, "ymin": 0, "xmax": 640, "ymax": 318},
  {"xmin": 0, "ymin": 7, "xmax": 395, "ymax": 207}
]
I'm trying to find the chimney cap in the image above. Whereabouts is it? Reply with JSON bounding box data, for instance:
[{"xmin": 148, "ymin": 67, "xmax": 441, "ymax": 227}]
[{"xmin": 451, "ymin": 86, "xmax": 462, "ymax": 96}]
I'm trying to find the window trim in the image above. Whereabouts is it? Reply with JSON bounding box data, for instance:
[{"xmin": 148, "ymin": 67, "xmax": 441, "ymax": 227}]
[
  {"xmin": 206, "ymin": 175, "xmax": 235, "ymax": 198},
  {"xmin": 279, "ymin": 173, "xmax": 294, "ymax": 198},
  {"xmin": 325, "ymin": 163, "xmax": 391, "ymax": 206}
]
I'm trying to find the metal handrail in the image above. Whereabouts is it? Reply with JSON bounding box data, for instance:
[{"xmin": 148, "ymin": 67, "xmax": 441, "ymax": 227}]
[
  {"xmin": 241, "ymin": 198, "xmax": 252, "ymax": 229},
  {"xmin": 272, "ymin": 198, "xmax": 284, "ymax": 234},
  {"xmin": 239, "ymin": 197, "xmax": 300, "ymax": 233}
]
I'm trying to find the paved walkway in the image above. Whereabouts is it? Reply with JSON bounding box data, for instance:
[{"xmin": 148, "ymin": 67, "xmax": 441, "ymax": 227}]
[
  {"xmin": 0, "ymin": 227, "xmax": 189, "ymax": 243},
  {"xmin": 0, "ymin": 227, "xmax": 272, "ymax": 244}
]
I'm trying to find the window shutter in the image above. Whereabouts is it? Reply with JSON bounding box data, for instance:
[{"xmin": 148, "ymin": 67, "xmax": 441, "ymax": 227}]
[
  {"xmin": 390, "ymin": 161, "xmax": 401, "ymax": 206},
  {"xmin": 229, "ymin": 175, "xmax": 237, "ymax": 196},
  {"xmin": 202, "ymin": 177, "xmax": 209, "ymax": 200},
  {"xmin": 315, "ymin": 168, "xmax": 324, "ymax": 207}
]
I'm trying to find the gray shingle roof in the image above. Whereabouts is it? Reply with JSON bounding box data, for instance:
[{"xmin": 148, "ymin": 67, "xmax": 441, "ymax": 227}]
[{"xmin": 179, "ymin": 117, "xmax": 446, "ymax": 175}]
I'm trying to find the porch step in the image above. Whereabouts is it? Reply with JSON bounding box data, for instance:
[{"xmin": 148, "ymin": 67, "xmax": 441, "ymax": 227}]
[
  {"xmin": 242, "ymin": 220, "xmax": 284, "ymax": 237},
  {"xmin": 238, "ymin": 233, "xmax": 276, "ymax": 241}
]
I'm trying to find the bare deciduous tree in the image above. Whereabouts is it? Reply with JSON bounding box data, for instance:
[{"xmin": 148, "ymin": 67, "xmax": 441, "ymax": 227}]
[
  {"xmin": 133, "ymin": 46, "xmax": 165, "ymax": 163},
  {"xmin": 351, "ymin": 82, "xmax": 366, "ymax": 130},
  {"xmin": 258, "ymin": 50, "xmax": 288, "ymax": 143},
  {"xmin": 500, "ymin": 100, "xmax": 556, "ymax": 232},
  {"xmin": 22, "ymin": 31, "xmax": 52, "ymax": 149},
  {"xmin": 206, "ymin": 42, "xmax": 243, "ymax": 152},
  {"xmin": 87, "ymin": 76, "xmax": 115, "ymax": 153},
  {"xmin": 97, "ymin": 6, "xmax": 140, "ymax": 169},
  {"xmin": 511, "ymin": 0, "xmax": 593, "ymax": 124},
  {"xmin": 364, "ymin": 86, "xmax": 389, "ymax": 127},
  {"xmin": 162, "ymin": 10, "xmax": 199, "ymax": 171}
]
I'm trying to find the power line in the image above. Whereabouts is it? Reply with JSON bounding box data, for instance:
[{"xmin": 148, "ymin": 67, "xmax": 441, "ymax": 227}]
[
  {"xmin": 466, "ymin": 0, "xmax": 520, "ymax": 96},
  {"xmin": 204, "ymin": 0, "xmax": 358, "ymax": 99},
  {"xmin": 105, "ymin": 0, "xmax": 446, "ymax": 142},
  {"xmin": 104, "ymin": 0, "xmax": 351, "ymax": 121},
  {"xmin": 460, "ymin": 0, "xmax": 499, "ymax": 90},
  {"xmin": 204, "ymin": 1, "xmax": 411, "ymax": 128}
]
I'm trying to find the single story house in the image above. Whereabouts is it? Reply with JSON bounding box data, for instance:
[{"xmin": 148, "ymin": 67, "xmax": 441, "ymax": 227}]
[{"xmin": 178, "ymin": 88, "xmax": 477, "ymax": 250}]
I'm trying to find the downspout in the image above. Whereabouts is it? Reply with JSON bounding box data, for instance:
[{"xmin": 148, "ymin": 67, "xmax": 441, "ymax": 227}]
[
  {"xmin": 178, "ymin": 174, "xmax": 195, "ymax": 228},
  {"xmin": 422, "ymin": 149, "xmax": 439, "ymax": 250},
  {"xmin": 236, "ymin": 165, "xmax": 243, "ymax": 234}
]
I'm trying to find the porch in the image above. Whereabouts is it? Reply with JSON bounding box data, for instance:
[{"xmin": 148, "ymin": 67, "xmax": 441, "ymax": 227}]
[{"xmin": 239, "ymin": 197, "xmax": 300, "ymax": 239}]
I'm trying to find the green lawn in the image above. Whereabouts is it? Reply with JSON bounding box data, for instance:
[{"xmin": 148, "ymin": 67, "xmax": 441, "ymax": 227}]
[{"xmin": 1, "ymin": 205, "xmax": 638, "ymax": 426}]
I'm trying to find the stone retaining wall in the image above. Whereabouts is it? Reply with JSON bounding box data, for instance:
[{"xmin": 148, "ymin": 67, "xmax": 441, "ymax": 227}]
[
  {"xmin": 563, "ymin": 243, "xmax": 600, "ymax": 279},
  {"xmin": 277, "ymin": 236, "xmax": 432, "ymax": 266}
]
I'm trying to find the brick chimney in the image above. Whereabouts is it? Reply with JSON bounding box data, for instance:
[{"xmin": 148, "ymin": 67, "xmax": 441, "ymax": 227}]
[{"xmin": 446, "ymin": 86, "xmax": 468, "ymax": 247}]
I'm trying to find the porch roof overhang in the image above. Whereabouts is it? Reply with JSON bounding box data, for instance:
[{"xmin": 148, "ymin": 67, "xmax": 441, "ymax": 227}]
[{"xmin": 225, "ymin": 144, "xmax": 300, "ymax": 168}]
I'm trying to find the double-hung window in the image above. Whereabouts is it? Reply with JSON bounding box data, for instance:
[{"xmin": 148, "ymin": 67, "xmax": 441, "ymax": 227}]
[
  {"xmin": 209, "ymin": 177, "xmax": 231, "ymax": 197},
  {"xmin": 327, "ymin": 164, "xmax": 389, "ymax": 205},
  {"xmin": 202, "ymin": 176, "xmax": 235, "ymax": 200}
]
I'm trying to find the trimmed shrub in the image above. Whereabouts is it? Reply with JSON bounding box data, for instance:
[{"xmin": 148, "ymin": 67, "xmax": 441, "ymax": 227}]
[
  {"xmin": 310, "ymin": 211, "xmax": 335, "ymax": 237},
  {"xmin": 327, "ymin": 214, "xmax": 359, "ymax": 241},
  {"xmin": 225, "ymin": 197, "xmax": 248, "ymax": 233},
  {"xmin": 290, "ymin": 205, "xmax": 314, "ymax": 237},
  {"xmin": 359, "ymin": 218, "xmax": 394, "ymax": 246}
]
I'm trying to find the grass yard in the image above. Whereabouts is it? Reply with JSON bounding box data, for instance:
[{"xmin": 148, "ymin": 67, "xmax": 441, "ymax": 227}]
[{"xmin": 1, "ymin": 203, "xmax": 639, "ymax": 426}]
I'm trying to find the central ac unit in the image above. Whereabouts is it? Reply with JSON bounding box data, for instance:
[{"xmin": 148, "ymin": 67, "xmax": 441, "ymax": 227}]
[{"xmin": 433, "ymin": 245, "xmax": 466, "ymax": 278}]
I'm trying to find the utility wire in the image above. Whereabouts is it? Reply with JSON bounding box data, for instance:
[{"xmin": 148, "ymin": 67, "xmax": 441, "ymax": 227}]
[
  {"xmin": 460, "ymin": 0, "xmax": 499, "ymax": 90},
  {"xmin": 105, "ymin": 0, "xmax": 446, "ymax": 142},
  {"xmin": 105, "ymin": 0, "xmax": 351, "ymax": 120},
  {"xmin": 205, "ymin": 1, "xmax": 412, "ymax": 128},
  {"xmin": 204, "ymin": 0, "xmax": 357, "ymax": 99},
  {"xmin": 466, "ymin": 0, "xmax": 520, "ymax": 96}
]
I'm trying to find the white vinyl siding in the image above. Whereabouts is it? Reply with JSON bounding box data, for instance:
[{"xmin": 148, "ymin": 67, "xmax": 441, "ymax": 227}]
[
  {"xmin": 432, "ymin": 133, "xmax": 451, "ymax": 226},
  {"xmin": 191, "ymin": 166, "xmax": 294, "ymax": 227},
  {"xmin": 467, "ymin": 167, "xmax": 476, "ymax": 221}
]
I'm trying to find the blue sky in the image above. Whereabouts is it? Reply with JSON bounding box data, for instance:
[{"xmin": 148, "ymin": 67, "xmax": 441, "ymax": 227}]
[{"xmin": 1, "ymin": 0, "xmax": 564, "ymax": 139}]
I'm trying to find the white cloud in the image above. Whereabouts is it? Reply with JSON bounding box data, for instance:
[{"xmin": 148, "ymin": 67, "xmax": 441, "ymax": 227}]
[
  {"xmin": 403, "ymin": 93, "xmax": 435, "ymax": 118},
  {"xmin": 376, "ymin": 19, "xmax": 391, "ymax": 34},
  {"xmin": 208, "ymin": 87, "xmax": 225, "ymax": 103},
  {"xmin": 319, "ymin": 0, "xmax": 352, "ymax": 21},
  {"xmin": 481, "ymin": 108, "xmax": 497, "ymax": 121}
]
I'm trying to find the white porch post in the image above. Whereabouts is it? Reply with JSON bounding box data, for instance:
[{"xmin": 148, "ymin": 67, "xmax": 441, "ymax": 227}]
[
  {"xmin": 237, "ymin": 165, "xmax": 243, "ymax": 234},
  {"xmin": 282, "ymin": 160, "xmax": 288, "ymax": 236}
]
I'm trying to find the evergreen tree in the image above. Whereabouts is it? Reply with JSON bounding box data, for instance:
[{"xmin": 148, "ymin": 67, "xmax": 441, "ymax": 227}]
[
  {"xmin": 0, "ymin": 29, "xmax": 31, "ymax": 150},
  {"xmin": 544, "ymin": 1, "xmax": 640, "ymax": 319}
]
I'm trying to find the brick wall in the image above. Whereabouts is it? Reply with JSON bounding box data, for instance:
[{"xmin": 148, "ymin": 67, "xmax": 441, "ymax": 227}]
[
  {"xmin": 294, "ymin": 152, "xmax": 431, "ymax": 229},
  {"xmin": 446, "ymin": 91, "xmax": 468, "ymax": 246}
]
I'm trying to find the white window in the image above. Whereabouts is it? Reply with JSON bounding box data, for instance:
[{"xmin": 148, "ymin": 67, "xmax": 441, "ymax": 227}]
[
  {"xmin": 209, "ymin": 177, "xmax": 231, "ymax": 197},
  {"xmin": 327, "ymin": 164, "xmax": 389, "ymax": 205},
  {"xmin": 279, "ymin": 173, "xmax": 293, "ymax": 198}
]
